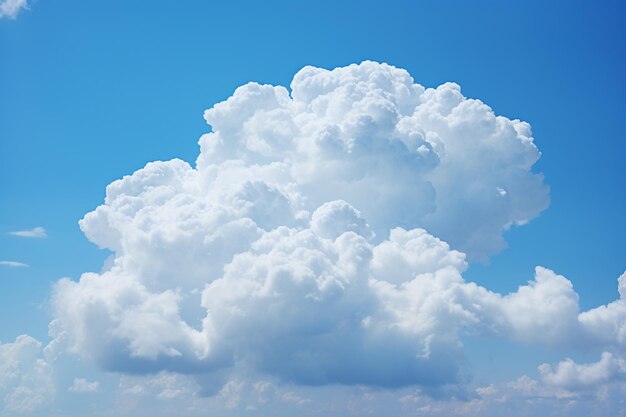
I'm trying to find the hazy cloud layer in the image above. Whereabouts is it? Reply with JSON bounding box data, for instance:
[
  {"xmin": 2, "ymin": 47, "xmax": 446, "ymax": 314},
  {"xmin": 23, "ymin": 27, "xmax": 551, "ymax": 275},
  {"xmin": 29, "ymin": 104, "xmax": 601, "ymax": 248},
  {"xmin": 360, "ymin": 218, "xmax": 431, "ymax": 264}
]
[{"xmin": 68, "ymin": 377, "xmax": 100, "ymax": 393}]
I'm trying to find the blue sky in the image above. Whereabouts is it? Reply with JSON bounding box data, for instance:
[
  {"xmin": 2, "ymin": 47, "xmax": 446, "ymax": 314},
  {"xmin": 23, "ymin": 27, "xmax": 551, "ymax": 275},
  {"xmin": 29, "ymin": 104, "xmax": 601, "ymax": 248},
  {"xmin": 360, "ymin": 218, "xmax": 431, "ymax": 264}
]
[{"xmin": 1, "ymin": 1, "xmax": 625, "ymax": 416}]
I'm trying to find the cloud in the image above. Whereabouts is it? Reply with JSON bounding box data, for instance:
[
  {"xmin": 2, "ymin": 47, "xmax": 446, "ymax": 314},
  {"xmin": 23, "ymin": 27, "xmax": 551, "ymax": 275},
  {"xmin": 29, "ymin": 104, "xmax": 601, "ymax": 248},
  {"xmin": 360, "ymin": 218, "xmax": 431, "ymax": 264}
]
[
  {"xmin": 577, "ymin": 271, "xmax": 626, "ymax": 348},
  {"xmin": 50, "ymin": 207, "xmax": 626, "ymax": 392},
  {"xmin": 0, "ymin": 0, "xmax": 28, "ymax": 19},
  {"xmin": 484, "ymin": 267, "xmax": 582, "ymax": 346},
  {"xmin": 110, "ymin": 369, "xmax": 626, "ymax": 417},
  {"xmin": 539, "ymin": 352, "xmax": 626, "ymax": 391},
  {"xmin": 46, "ymin": 62, "xmax": 623, "ymax": 397},
  {"xmin": 198, "ymin": 62, "xmax": 549, "ymax": 260},
  {"xmin": 118, "ymin": 372, "xmax": 198, "ymax": 402},
  {"xmin": 8, "ymin": 227, "xmax": 47, "ymax": 238},
  {"xmin": 0, "ymin": 260, "xmax": 29, "ymax": 267},
  {"xmin": 200, "ymin": 224, "xmax": 469, "ymax": 387},
  {"xmin": 393, "ymin": 353, "xmax": 626, "ymax": 417},
  {"xmin": 68, "ymin": 377, "xmax": 100, "ymax": 393},
  {"xmin": 0, "ymin": 335, "xmax": 53, "ymax": 414},
  {"xmin": 50, "ymin": 217, "xmax": 474, "ymax": 386}
]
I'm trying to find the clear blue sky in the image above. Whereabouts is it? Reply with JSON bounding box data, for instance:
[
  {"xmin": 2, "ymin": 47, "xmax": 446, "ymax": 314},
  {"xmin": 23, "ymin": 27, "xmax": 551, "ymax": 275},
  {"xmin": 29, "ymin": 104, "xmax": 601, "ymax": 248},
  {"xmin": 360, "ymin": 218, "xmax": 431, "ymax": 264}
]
[{"xmin": 1, "ymin": 1, "xmax": 625, "ymax": 416}]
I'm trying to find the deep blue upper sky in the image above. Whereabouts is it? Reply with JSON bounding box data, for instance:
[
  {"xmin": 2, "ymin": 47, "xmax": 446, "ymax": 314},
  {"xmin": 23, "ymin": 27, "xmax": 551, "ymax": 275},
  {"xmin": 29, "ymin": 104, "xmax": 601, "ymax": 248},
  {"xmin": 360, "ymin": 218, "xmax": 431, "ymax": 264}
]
[{"xmin": 1, "ymin": 0, "xmax": 624, "ymax": 346}]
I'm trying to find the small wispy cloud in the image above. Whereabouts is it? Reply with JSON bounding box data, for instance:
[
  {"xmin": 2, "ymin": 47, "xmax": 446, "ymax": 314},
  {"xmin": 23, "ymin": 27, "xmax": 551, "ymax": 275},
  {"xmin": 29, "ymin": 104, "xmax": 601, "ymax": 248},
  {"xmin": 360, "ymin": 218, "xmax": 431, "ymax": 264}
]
[
  {"xmin": 0, "ymin": 260, "xmax": 29, "ymax": 267},
  {"xmin": 0, "ymin": 0, "xmax": 29, "ymax": 19},
  {"xmin": 8, "ymin": 227, "xmax": 47, "ymax": 238}
]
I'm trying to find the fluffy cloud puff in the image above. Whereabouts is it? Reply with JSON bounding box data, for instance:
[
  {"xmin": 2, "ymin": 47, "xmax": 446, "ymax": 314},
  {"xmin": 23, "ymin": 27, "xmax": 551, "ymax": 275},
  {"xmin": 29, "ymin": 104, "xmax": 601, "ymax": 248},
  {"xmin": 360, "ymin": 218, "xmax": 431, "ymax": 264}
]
[
  {"xmin": 0, "ymin": 335, "xmax": 53, "ymax": 413},
  {"xmin": 539, "ymin": 352, "xmax": 626, "ymax": 391},
  {"xmin": 578, "ymin": 272, "xmax": 626, "ymax": 348},
  {"xmin": 49, "ymin": 62, "xmax": 623, "ymax": 392},
  {"xmin": 198, "ymin": 61, "xmax": 549, "ymax": 260}
]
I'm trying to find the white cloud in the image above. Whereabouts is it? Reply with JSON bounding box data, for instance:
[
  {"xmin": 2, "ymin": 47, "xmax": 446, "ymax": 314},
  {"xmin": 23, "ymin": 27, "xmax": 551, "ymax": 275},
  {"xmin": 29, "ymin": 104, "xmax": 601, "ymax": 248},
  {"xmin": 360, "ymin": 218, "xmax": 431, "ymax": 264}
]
[
  {"xmin": 539, "ymin": 352, "xmax": 626, "ymax": 391},
  {"xmin": 0, "ymin": 335, "xmax": 54, "ymax": 414},
  {"xmin": 0, "ymin": 0, "xmax": 28, "ymax": 19},
  {"xmin": 198, "ymin": 62, "xmax": 549, "ymax": 260},
  {"xmin": 486, "ymin": 267, "xmax": 582, "ymax": 346},
  {"xmin": 45, "ymin": 62, "xmax": 623, "ymax": 400},
  {"xmin": 8, "ymin": 227, "xmax": 47, "ymax": 238},
  {"xmin": 68, "ymin": 377, "xmax": 100, "ymax": 393},
  {"xmin": 0, "ymin": 260, "xmax": 29, "ymax": 267},
  {"xmin": 51, "ymin": 216, "xmax": 476, "ymax": 386},
  {"xmin": 393, "ymin": 354, "xmax": 626, "ymax": 417},
  {"xmin": 577, "ymin": 272, "xmax": 626, "ymax": 348},
  {"xmin": 310, "ymin": 199, "xmax": 373, "ymax": 240},
  {"xmin": 51, "ymin": 204, "xmax": 626, "ymax": 392},
  {"xmin": 201, "ymin": 223, "xmax": 470, "ymax": 387}
]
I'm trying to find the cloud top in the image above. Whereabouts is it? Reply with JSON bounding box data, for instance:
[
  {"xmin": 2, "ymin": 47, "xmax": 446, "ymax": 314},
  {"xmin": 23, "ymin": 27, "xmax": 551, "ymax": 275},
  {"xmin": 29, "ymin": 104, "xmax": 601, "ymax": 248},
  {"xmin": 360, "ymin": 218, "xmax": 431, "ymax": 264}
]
[{"xmin": 199, "ymin": 61, "xmax": 549, "ymax": 260}]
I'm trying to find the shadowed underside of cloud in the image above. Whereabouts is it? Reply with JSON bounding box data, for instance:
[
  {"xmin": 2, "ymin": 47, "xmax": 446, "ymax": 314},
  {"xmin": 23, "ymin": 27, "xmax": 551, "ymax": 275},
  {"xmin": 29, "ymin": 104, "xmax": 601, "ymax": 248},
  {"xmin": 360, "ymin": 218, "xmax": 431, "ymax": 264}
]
[{"xmin": 39, "ymin": 62, "xmax": 624, "ymax": 401}]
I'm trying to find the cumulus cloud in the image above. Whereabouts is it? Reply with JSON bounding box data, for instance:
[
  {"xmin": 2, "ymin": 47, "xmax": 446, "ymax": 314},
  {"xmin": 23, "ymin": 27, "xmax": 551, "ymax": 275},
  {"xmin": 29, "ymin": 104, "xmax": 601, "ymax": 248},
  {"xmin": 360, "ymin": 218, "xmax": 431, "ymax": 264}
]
[
  {"xmin": 0, "ymin": 335, "xmax": 53, "ymax": 414},
  {"xmin": 46, "ymin": 62, "xmax": 623, "ymax": 398},
  {"xmin": 578, "ymin": 272, "xmax": 626, "ymax": 348},
  {"xmin": 0, "ymin": 0, "xmax": 28, "ymax": 19},
  {"xmin": 8, "ymin": 227, "xmax": 47, "ymax": 238},
  {"xmin": 539, "ymin": 352, "xmax": 626, "ymax": 391},
  {"xmin": 0, "ymin": 260, "xmax": 29, "ymax": 267},
  {"xmin": 485, "ymin": 267, "xmax": 582, "ymax": 346}
]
